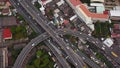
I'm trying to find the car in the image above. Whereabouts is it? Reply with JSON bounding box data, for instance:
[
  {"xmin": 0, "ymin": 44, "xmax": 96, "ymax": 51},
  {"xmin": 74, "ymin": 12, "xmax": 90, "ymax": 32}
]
[
  {"xmin": 32, "ymin": 43, "xmax": 35, "ymax": 46},
  {"xmin": 102, "ymin": 47, "xmax": 105, "ymax": 50},
  {"xmin": 75, "ymin": 62, "xmax": 78, "ymax": 66},
  {"xmin": 17, "ymin": 3, "xmax": 19, "ymax": 5},
  {"xmin": 82, "ymin": 57, "xmax": 85, "ymax": 60},
  {"xmin": 66, "ymin": 46, "xmax": 69, "ymax": 49}
]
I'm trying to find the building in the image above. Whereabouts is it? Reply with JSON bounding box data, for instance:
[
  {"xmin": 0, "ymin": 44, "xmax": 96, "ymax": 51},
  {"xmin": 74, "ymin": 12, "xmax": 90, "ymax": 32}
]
[
  {"xmin": 6, "ymin": 1, "xmax": 11, "ymax": 7},
  {"xmin": 56, "ymin": 0, "xmax": 64, "ymax": 7},
  {"xmin": 103, "ymin": 38, "xmax": 113, "ymax": 47},
  {"xmin": 63, "ymin": 20, "xmax": 69, "ymax": 25},
  {"xmin": 0, "ymin": 29, "xmax": 2, "ymax": 43},
  {"xmin": 0, "ymin": 0, "xmax": 6, "ymax": 6},
  {"xmin": 110, "ymin": 6, "xmax": 120, "ymax": 20},
  {"xmin": 90, "ymin": 3, "xmax": 105, "ymax": 14},
  {"xmin": 3, "ymin": 28, "xmax": 12, "ymax": 40},
  {"xmin": 104, "ymin": 0, "xmax": 119, "ymax": 10},
  {"xmin": 91, "ymin": 0, "xmax": 104, "ymax": 3},
  {"xmin": 0, "ymin": 0, "xmax": 6, "ymax": 9},
  {"xmin": 0, "ymin": 16, "xmax": 18, "ymax": 27},
  {"xmin": 39, "ymin": 0, "xmax": 52, "ymax": 5},
  {"xmin": 111, "ymin": 24, "xmax": 120, "ymax": 38},
  {"xmin": 70, "ymin": 15, "xmax": 77, "ymax": 21},
  {"xmin": 1, "ymin": 8, "xmax": 10, "ymax": 15},
  {"xmin": 68, "ymin": 0, "xmax": 109, "ymax": 31},
  {"xmin": 0, "ymin": 48, "xmax": 8, "ymax": 68}
]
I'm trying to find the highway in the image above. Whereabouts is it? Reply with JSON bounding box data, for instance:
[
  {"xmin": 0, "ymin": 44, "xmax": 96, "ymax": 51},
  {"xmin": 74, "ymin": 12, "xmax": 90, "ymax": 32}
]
[
  {"xmin": 18, "ymin": 0, "xmax": 87, "ymax": 68},
  {"xmin": 10, "ymin": 0, "xmax": 71, "ymax": 68},
  {"xmin": 13, "ymin": 29, "xmax": 102, "ymax": 68},
  {"xmin": 13, "ymin": 29, "xmax": 120, "ymax": 67},
  {"xmin": 61, "ymin": 1, "xmax": 120, "ymax": 65},
  {"xmin": 9, "ymin": 0, "xmax": 44, "ymax": 34},
  {"xmin": 64, "ymin": 38, "xmax": 101, "ymax": 68},
  {"xmin": 10, "ymin": 0, "xmax": 120, "ymax": 67},
  {"xmin": 57, "ymin": 29, "xmax": 120, "ymax": 67},
  {"xmin": 13, "ymin": 33, "xmax": 71, "ymax": 68},
  {"xmin": 13, "ymin": 33, "xmax": 49, "ymax": 68}
]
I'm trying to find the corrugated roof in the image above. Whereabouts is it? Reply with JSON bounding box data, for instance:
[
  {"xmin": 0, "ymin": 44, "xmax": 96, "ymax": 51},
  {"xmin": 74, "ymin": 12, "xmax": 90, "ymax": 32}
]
[
  {"xmin": 0, "ymin": 0, "xmax": 6, "ymax": 2},
  {"xmin": 114, "ymin": 24, "xmax": 120, "ymax": 29},
  {"xmin": 63, "ymin": 20, "xmax": 69, "ymax": 25},
  {"xmin": 69, "ymin": 0, "xmax": 82, "ymax": 6},
  {"xmin": 0, "ymin": 16, "xmax": 17, "ymax": 27},
  {"xmin": 3, "ymin": 28, "xmax": 12, "ymax": 39}
]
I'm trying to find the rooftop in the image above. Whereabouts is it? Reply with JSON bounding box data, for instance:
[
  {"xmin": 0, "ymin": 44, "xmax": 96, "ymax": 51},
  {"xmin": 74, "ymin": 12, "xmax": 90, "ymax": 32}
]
[
  {"xmin": 2, "ymin": 8, "xmax": 9, "ymax": 14},
  {"xmin": 111, "ymin": 24, "xmax": 120, "ymax": 38},
  {"xmin": 91, "ymin": 0, "xmax": 104, "ymax": 3},
  {"xmin": 69, "ymin": 0, "xmax": 82, "ymax": 6},
  {"xmin": 103, "ymin": 38, "xmax": 113, "ymax": 47},
  {"xmin": 0, "ymin": 0, "xmax": 6, "ymax": 2},
  {"xmin": 3, "ymin": 28, "xmax": 12, "ymax": 39},
  {"xmin": 0, "ymin": 16, "xmax": 17, "ymax": 27},
  {"xmin": 110, "ymin": 10, "xmax": 120, "ymax": 17},
  {"xmin": 69, "ymin": 0, "xmax": 109, "ymax": 19},
  {"xmin": 114, "ymin": 24, "xmax": 120, "ymax": 29},
  {"xmin": 63, "ymin": 20, "xmax": 69, "ymax": 25}
]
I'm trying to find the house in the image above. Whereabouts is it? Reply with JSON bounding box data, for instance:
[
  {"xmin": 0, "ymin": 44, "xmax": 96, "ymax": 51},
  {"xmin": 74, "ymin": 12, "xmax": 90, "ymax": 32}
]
[
  {"xmin": 63, "ymin": 20, "xmax": 69, "ymax": 25},
  {"xmin": 0, "ymin": 16, "xmax": 18, "ymax": 27},
  {"xmin": 104, "ymin": 0, "xmax": 119, "ymax": 10},
  {"xmin": 6, "ymin": 1, "xmax": 11, "ymax": 7},
  {"xmin": 1, "ymin": 8, "xmax": 10, "ymax": 15},
  {"xmin": 0, "ymin": 0, "xmax": 6, "ymax": 6},
  {"xmin": 0, "ymin": 0, "xmax": 6, "ymax": 9},
  {"xmin": 111, "ymin": 24, "xmax": 120, "ymax": 38},
  {"xmin": 3, "ymin": 28, "xmax": 12, "ymax": 40}
]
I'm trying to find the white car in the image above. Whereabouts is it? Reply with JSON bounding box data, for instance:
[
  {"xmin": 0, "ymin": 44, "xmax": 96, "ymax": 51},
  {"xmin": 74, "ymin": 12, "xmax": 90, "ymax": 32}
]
[
  {"xmin": 102, "ymin": 47, "xmax": 105, "ymax": 50},
  {"xmin": 32, "ymin": 43, "xmax": 35, "ymax": 46}
]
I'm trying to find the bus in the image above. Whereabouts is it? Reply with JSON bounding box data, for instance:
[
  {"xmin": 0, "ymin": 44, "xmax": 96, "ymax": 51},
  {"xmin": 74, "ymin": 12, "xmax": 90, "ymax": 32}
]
[{"xmin": 111, "ymin": 51, "xmax": 118, "ymax": 57}]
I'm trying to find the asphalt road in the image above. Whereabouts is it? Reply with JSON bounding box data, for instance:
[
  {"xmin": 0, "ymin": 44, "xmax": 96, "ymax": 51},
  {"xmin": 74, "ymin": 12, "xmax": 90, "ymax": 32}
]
[
  {"xmin": 10, "ymin": 0, "xmax": 118, "ymax": 67},
  {"xmin": 19, "ymin": 0, "xmax": 87, "ymax": 68},
  {"xmin": 13, "ymin": 29, "xmax": 102, "ymax": 68},
  {"xmin": 13, "ymin": 33, "xmax": 49, "ymax": 68},
  {"xmin": 57, "ymin": 29, "xmax": 120, "ymax": 67},
  {"xmin": 10, "ymin": 0, "xmax": 71, "ymax": 68},
  {"xmin": 14, "ymin": 28, "xmax": 120, "ymax": 68}
]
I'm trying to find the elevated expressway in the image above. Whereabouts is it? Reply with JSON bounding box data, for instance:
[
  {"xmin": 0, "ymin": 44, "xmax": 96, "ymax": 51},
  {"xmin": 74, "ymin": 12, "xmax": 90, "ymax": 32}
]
[
  {"xmin": 10, "ymin": 1, "xmax": 120, "ymax": 67},
  {"xmin": 10, "ymin": 0, "xmax": 70, "ymax": 68},
  {"xmin": 13, "ymin": 28, "xmax": 120, "ymax": 68},
  {"xmin": 19, "ymin": 0, "xmax": 87, "ymax": 68},
  {"xmin": 13, "ymin": 29, "xmax": 104, "ymax": 68},
  {"xmin": 12, "ymin": 0, "xmax": 86, "ymax": 68}
]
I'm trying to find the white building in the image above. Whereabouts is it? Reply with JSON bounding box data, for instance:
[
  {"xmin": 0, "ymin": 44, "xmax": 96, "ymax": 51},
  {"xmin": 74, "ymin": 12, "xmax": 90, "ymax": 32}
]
[
  {"xmin": 110, "ymin": 10, "xmax": 120, "ymax": 17},
  {"xmin": 103, "ymin": 38, "xmax": 113, "ymax": 47},
  {"xmin": 90, "ymin": 3, "xmax": 105, "ymax": 13},
  {"xmin": 69, "ymin": 15, "xmax": 77, "ymax": 21},
  {"xmin": 91, "ymin": 0, "xmax": 104, "ymax": 3},
  {"xmin": 56, "ymin": 0, "xmax": 65, "ymax": 6},
  {"xmin": 110, "ymin": 6, "xmax": 120, "ymax": 20}
]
